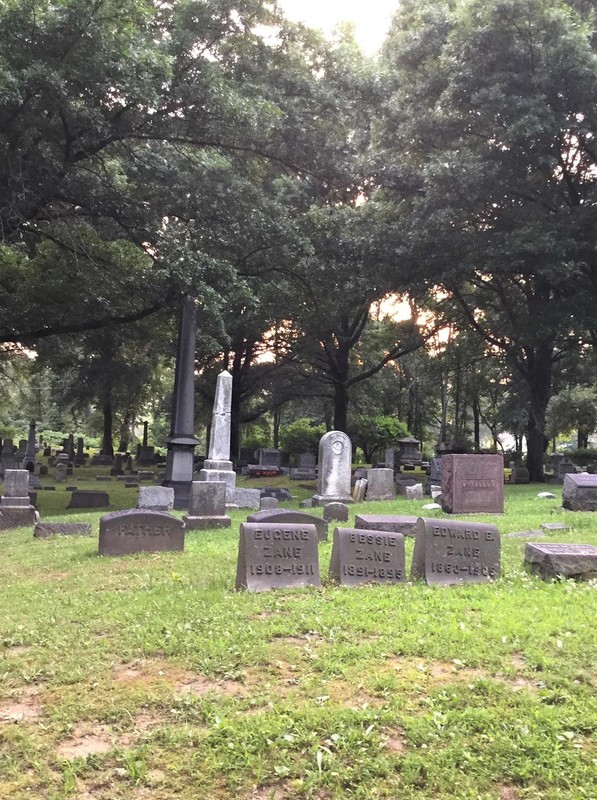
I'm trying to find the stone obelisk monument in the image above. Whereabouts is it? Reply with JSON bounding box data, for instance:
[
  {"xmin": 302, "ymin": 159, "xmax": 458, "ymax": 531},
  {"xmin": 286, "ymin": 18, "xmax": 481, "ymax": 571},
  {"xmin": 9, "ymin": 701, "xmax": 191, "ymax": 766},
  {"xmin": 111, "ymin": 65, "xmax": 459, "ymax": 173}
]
[
  {"xmin": 199, "ymin": 370, "xmax": 237, "ymax": 498},
  {"xmin": 163, "ymin": 295, "xmax": 200, "ymax": 509}
]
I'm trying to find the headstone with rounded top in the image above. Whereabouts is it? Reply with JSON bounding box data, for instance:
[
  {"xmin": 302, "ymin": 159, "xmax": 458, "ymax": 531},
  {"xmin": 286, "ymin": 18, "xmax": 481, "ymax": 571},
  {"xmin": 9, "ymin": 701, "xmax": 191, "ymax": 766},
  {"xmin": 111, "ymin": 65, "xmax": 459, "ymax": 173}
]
[
  {"xmin": 312, "ymin": 431, "xmax": 352, "ymax": 506},
  {"xmin": 323, "ymin": 502, "xmax": 349, "ymax": 522},
  {"xmin": 99, "ymin": 509, "xmax": 184, "ymax": 556}
]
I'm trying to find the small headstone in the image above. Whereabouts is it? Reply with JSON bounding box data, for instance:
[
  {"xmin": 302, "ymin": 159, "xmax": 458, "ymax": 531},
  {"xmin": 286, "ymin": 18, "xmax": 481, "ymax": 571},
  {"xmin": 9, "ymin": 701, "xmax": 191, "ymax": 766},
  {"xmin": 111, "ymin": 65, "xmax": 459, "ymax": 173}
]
[
  {"xmin": 260, "ymin": 497, "xmax": 279, "ymax": 510},
  {"xmin": 509, "ymin": 466, "xmax": 530, "ymax": 484},
  {"xmin": 34, "ymin": 522, "xmax": 93, "ymax": 538},
  {"xmin": 411, "ymin": 517, "xmax": 500, "ymax": 585},
  {"xmin": 365, "ymin": 469, "xmax": 396, "ymax": 501},
  {"xmin": 406, "ymin": 483, "xmax": 424, "ymax": 500},
  {"xmin": 323, "ymin": 502, "xmax": 349, "ymax": 522},
  {"xmin": 235, "ymin": 522, "xmax": 321, "ymax": 592},
  {"xmin": 184, "ymin": 481, "xmax": 231, "ymax": 530},
  {"xmin": 67, "ymin": 490, "xmax": 110, "ymax": 509},
  {"xmin": 562, "ymin": 473, "xmax": 597, "ymax": 512},
  {"xmin": 137, "ymin": 486, "xmax": 175, "ymax": 512},
  {"xmin": 504, "ymin": 530, "xmax": 545, "ymax": 539},
  {"xmin": 99, "ymin": 509, "xmax": 184, "ymax": 556},
  {"xmin": 352, "ymin": 478, "xmax": 367, "ymax": 503},
  {"xmin": 539, "ymin": 522, "xmax": 570, "ymax": 531},
  {"xmin": 329, "ymin": 527, "xmax": 406, "ymax": 586},
  {"xmin": 441, "ymin": 454, "xmax": 504, "ymax": 514},
  {"xmin": 354, "ymin": 514, "xmax": 418, "ymax": 537},
  {"xmin": 537, "ymin": 492, "xmax": 556, "ymax": 499},
  {"xmin": 247, "ymin": 508, "xmax": 328, "ymax": 542},
  {"xmin": 524, "ymin": 542, "xmax": 597, "ymax": 580},
  {"xmin": 54, "ymin": 463, "xmax": 67, "ymax": 483},
  {"xmin": 39, "ymin": 465, "xmax": 48, "ymax": 477},
  {"xmin": 395, "ymin": 477, "xmax": 419, "ymax": 495}
]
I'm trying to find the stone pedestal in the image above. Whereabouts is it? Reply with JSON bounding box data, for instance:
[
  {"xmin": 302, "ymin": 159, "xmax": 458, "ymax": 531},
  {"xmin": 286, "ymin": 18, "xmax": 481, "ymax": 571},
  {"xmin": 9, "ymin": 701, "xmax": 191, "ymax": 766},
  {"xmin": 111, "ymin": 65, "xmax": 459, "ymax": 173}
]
[
  {"xmin": 0, "ymin": 469, "xmax": 38, "ymax": 530},
  {"xmin": 183, "ymin": 481, "xmax": 231, "ymax": 530}
]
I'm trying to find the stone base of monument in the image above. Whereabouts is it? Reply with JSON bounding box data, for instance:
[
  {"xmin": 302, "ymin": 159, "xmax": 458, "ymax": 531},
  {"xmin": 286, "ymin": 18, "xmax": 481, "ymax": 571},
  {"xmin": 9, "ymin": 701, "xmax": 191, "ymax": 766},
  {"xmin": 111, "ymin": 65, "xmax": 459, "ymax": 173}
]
[
  {"xmin": 524, "ymin": 542, "xmax": 597, "ymax": 580},
  {"xmin": 231, "ymin": 488, "xmax": 261, "ymax": 509},
  {"xmin": 312, "ymin": 494, "xmax": 353, "ymax": 507},
  {"xmin": 183, "ymin": 515, "xmax": 231, "ymax": 530},
  {"xmin": 160, "ymin": 479, "xmax": 192, "ymax": 510},
  {"xmin": 67, "ymin": 490, "xmax": 110, "ymax": 509},
  {"xmin": 0, "ymin": 505, "xmax": 38, "ymax": 530}
]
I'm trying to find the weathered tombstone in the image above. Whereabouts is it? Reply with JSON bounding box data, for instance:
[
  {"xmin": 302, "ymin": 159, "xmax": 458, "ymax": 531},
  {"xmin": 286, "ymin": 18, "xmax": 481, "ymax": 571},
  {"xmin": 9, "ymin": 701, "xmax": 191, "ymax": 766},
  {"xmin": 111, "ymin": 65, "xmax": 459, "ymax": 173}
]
[
  {"xmin": 312, "ymin": 430, "xmax": 352, "ymax": 506},
  {"xmin": 137, "ymin": 486, "xmax": 175, "ymax": 512},
  {"xmin": 384, "ymin": 449, "xmax": 400, "ymax": 471},
  {"xmin": 99, "ymin": 509, "xmax": 184, "ymax": 556},
  {"xmin": 352, "ymin": 478, "xmax": 367, "ymax": 503},
  {"xmin": 235, "ymin": 522, "xmax": 321, "ymax": 592},
  {"xmin": 411, "ymin": 518, "xmax": 501, "ymax": 585},
  {"xmin": 397, "ymin": 437, "xmax": 422, "ymax": 467},
  {"xmin": 231, "ymin": 487, "xmax": 261, "ymax": 509},
  {"xmin": 509, "ymin": 466, "xmax": 530, "ymax": 484},
  {"xmin": 256, "ymin": 449, "xmax": 282, "ymax": 469},
  {"xmin": 183, "ymin": 481, "xmax": 231, "ymax": 530},
  {"xmin": 34, "ymin": 522, "xmax": 92, "ymax": 538},
  {"xmin": 290, "ymin": 453, "xmax": 317, "ymax": 480},
  {"xmin": 355, "ymin": 513, "xmax": 418, "ymax": 537},
  {"xmin": 0, "ymin": 469, "xmax": 38, "ymax": 529},
  {"xmin": 21, "ymin": 421, "xmax": 37, "ymax": 471},
  {"xmin": 406, "ymin": 483, "xmax": 424, "ymax": 500},
  {"xmin": 329, "ymin": 527, "xmax": 406, "ymax": 586},
  {"xmin": 54, "ymin": 463, "xmax": 67, "ymax": 483},
  {"xmin": 260, "ymin": 496, "xmax": 279, "ymax": 510},
  {"xmin": 67, "ymin": 490, "xmax": 110, "ymax": 509},
  {"xmin": 199, "ymin": 370, "xmax": 236, "ymax": 498},
  {"xmin": 395, "ymin": 476, "xmax": 419, "ymax": 495},
  {"xmin": 137, "ymin": 420, "xmax": 156, "ymax": 465},
  {"xmin": 297, "ymin": 452, "xmax": 316, "ymax": 469},
  {"xmin": 111, "ymin": 453, "xmax": 124, "ymax": 476},
  {"xmin": 260, "ymin": 487, "xmax": 292, "ymax": 501},
  {"xmin": 524, "ymin": 542, "xmax": 597, "ymax": 580},
  {"xmin": 562, "ymin": 473, "xmax": 597, "ymax": 511},
  {"xmin": 557, "ymin": 457, "xmax": 576, "ymax": 482},
  {"xmin": 430, "ymin": 457, "xmax": 443, "ymax": 484},
  {"xmin": 323, "ymin": 502, "xmax": 349, "ymax": 522},
  {"xmin": 441, "ymin": 454, "xmax": 504, "ymax": 514},
  {"xmin": 74, "ymin": 437, "xmax": 86, "ymax": 465},
  {"xmin": 247, "ymin": 508, "xmax": 328, "ymax": 542},
  {"xmin": 365, "ymin": 468, "xmax": 396, "ymax": 501}
]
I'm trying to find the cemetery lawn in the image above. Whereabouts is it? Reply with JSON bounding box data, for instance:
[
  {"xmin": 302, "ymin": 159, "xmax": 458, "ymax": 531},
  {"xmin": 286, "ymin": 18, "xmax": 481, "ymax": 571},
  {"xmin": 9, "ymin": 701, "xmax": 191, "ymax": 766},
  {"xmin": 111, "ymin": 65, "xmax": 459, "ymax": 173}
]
[{"xmin": 0, "ymin": 482, "xmax": 596, "ymax": 800}]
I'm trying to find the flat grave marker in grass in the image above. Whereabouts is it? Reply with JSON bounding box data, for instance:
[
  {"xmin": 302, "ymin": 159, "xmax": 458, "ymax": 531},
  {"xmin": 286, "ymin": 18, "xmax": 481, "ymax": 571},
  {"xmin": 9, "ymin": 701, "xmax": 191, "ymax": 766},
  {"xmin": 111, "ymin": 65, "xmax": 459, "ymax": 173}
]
[
  {"xmin": 98, "ymin": 509, "xmax": 184, "ymax": 556},
  {"xmin": 329, "ymin": 527, "xmax": 406, "ymax": 586},
  {"xmin": 411, "ymin": 517, "xmax": 500, "ymax": 585},
  {"xmin": 441, "ymin": 454, "xmax": 504, "ymax": 514},
  {"xmin": 524, "ymin": 542, "xmax": 597, "ymax": 580},
  {"xmin": 235, "ymin": 522, "xmax": 320, "ymax": 592}
]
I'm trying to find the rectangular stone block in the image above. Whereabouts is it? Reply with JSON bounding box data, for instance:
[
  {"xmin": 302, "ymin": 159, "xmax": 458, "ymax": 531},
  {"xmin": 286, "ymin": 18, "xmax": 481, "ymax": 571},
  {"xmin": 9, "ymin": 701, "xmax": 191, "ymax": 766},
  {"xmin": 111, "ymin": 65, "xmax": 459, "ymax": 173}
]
[
  {"xmin": 411, "ymin": 517, "xmax": 500, "ymax": 585},
  {"xmin": 524, "ymin": 542, "xmax": 597, "ymax": 580},
  {"xmin": 0, "ymin": 506, "xmax": 37, "ymax": 530},
  {"xmin": 562, "ymin": 473, "xmax": 597, "ymax": 511},
  {"xmin": 355, "ymin": 514, "xmax": 418, "ymax": 537},
  {"xmin": 3, "ymin": 469, "xmax": 30, "ymax": 498},
  {"xmin": 235, "ymin": 522, "xmax": 320, "ymax": 592},
  {"xmin": 137, "ymin": 486, "xmax": 175, "ymax": 511},
  {"xmin": 67, "ymin": 490, "xmax": 110, "ymax": 509},
  {"xmin": 189, "ymin": 481, "xmax": 226, "ymax": 517},
  {"xmin": 99, "ymin": 509, "xmax": 184, "ymax": 556},
  {"xmin": 329, "ymin": 527, "xmax": 405, "ymax": 586},
  {"xmin": 441, "ymin": 454, "xmax": 504, "ymax": 514},
  {"xmin": 365, "ymin": 469, "xmax": 396, "ymax": 501},
  {"xmin": 34, "ymin": 522, "xmax": 93, "ymax": 538}
]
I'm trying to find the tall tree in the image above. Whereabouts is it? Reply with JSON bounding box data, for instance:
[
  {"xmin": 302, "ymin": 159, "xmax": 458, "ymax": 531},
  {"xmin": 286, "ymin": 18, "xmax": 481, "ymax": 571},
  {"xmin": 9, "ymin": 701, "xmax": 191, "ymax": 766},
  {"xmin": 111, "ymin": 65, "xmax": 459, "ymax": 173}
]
[{"xmin": 378, "ymin": 0, "xmax": 597, "ymax": 479}]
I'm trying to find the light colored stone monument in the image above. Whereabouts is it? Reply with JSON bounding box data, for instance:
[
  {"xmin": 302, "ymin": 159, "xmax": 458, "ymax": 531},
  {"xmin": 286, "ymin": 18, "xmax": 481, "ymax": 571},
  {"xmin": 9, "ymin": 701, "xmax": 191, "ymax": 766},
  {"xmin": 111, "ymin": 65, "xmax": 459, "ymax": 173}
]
[
  {"xmin": 0, "ymin": 469, "xmax": 38, "ymax": 530},
  {"xmin": 199, "ymin": 370, "xmax": 237, "ymax": 499},
  {"xmin": 312, "ymin": 431, "xmax": 352, "ymax": 506},
  {"xmin": 183, "ymin": 481, "xmax": 231, "ymax": 530}
]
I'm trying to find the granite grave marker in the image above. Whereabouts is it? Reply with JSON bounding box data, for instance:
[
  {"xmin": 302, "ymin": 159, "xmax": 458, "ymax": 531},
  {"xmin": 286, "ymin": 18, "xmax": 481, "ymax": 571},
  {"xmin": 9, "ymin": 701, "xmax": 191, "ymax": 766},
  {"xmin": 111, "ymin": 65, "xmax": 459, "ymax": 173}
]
[{"xmin": 329, "ymin": 527, "xmax": 405, "ymax": 586}]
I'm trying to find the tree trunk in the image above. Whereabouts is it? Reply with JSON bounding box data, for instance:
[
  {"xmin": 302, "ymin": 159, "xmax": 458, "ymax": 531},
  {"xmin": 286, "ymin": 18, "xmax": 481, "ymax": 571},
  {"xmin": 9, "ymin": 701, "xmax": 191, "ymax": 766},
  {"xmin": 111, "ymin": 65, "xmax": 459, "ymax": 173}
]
[
  {"xmin": 273, "ymin": 407, "xmax": 281, "ymax": 449},
  {"xmin": 524, "ymin": 344, "xmax": 553, "ymax": 481},
  {"xmin": 472, "ymin": 399, "xmax": 480, "ymax": 450},
  {"xmin": 333, "ymin": 381, "xmax": 349, "ymax": 431},
  {"xmin": 118, "ymin": 410, "xmax": 131, "ymax": 453},
  {"xmin": 102, "ymin": 398, "xmax": 114, "ymax": 456}
]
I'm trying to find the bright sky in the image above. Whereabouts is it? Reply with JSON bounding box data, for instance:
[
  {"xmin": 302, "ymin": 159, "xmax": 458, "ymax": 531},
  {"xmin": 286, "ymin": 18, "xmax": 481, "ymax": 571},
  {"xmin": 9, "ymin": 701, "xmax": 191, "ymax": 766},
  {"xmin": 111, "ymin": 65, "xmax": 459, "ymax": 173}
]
[{"xmin": 277, "ymin": 0, "xmax": 398, "ymax": 55}]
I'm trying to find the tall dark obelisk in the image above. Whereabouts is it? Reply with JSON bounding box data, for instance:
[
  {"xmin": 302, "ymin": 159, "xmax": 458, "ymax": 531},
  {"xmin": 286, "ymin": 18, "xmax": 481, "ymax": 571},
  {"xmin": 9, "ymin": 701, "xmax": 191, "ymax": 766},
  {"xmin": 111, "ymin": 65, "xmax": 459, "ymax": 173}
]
[{"xmin": 163, "ymin": 295, "xmax": 200, "ymax": 509}]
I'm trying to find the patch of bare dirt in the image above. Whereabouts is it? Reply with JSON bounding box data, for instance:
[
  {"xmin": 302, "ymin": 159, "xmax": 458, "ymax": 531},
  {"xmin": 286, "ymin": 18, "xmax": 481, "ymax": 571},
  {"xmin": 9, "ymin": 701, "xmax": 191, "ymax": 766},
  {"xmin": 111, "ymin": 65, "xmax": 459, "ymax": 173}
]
[
  {"xmin": 4, "ymin": 645, "xmax": 30, "ymax": 656},
  {"xmin": 499, "ymin": 786, "xmax": 520, "ymax": 800},
  {"xmin": 45, "ymin": 571, "xmax": 72, "ymax": 581},
  {"xmin": 117, "ymin": 712, "xmax": 164, "ymax": 746},
  {"xmin": 174, "ymin": 673, "xmax": 245, "ymax": 699},
  {"xmin": 0, "ymin": 685, "xmax": 44, "ymax": 724},
  {"xmin": 112, "ymin": 658, "xmax": 245, "ymax": 698},
  {"xmin": 326, "ymin": 679, "xmax": 384, "ymax": 710},
  {"xmin": 248, "ymin": 784, "xmax": 292, "ymax": 800},
  {"xmin": 384, "ymin": 729, "xmax": 407, "ymax": 754},
  {"xmin": 57, "ymin": 724, "xmax": 113, "ymax": 759},
  {"xmin": 511, "ymin": 653, "xmax": 526, "ymax": 670}
]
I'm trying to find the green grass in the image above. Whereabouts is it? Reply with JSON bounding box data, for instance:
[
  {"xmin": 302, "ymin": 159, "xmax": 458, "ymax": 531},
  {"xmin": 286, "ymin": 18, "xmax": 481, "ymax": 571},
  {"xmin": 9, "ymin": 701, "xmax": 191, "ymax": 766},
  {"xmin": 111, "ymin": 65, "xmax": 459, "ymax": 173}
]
[{"xmin": 0, "ymin": 468, "xmax": 596, "ymax": 799}]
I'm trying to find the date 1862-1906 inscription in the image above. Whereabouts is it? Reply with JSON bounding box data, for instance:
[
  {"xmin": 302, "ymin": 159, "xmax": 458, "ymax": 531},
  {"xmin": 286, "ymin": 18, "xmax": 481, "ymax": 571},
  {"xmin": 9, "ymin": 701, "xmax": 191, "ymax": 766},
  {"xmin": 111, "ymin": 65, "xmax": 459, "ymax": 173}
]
[
  {"xmin": 411, "ymin": 518, "xmax": 500, "ymax": 585},
  {"xmin": 236, "ymin": 522, "xmax": 321, "ymax": 592},
  {"xmin": 329, "ymin": 528, "xmax": 406, "ymax": 586}
]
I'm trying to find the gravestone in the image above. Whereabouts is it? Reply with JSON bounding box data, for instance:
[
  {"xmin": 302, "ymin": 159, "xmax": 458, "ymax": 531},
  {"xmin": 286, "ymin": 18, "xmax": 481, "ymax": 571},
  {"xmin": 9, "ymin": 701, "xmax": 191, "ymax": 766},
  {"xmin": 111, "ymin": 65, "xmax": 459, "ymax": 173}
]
[
  {"xmin": 231, "ymin": 487, "xmax": 261, "ymax": 509},
  {"xmin": 0, "ymin": 469, "xmax": 38, "ymax": 529},
  {"xmin": 74, "ymin": 437, "xmax": 86, "ymax": 465},
  {"xmin": 260, "ymin": 496, "xmax": 279, "ymax": 510},
  {"xmin": 99, "ymin": 509, "xmax": 184, "ymax": 556},
  {"xmin": 430, "ymin": 457, "xmax": 443, "ymax": 484},
  {"xmin": 235, "ymin": 522, "xmax": 321, "ymax": 592},
  {"xmin": 441, "ymin": 454, "xmax": 504, "ymax": 514},
  {"xmin": 562, "ymin": 473, "xmax": 597, "ymax": 511},
  {"xmin": 323, "ymin": 502, "xmax": 349, "ymax": 522},
  {"xmin": 247, "ymin": 508, "xmax": 328, "ymax": 542},
  {"xmin": 34, "ymin": 522, "xmax": 92, "ymax": 538},
  {"xmin": 291, "ymin": 453, "xmax": 317, "ymax": 480},
  {"xmin": 256, "ymin": 449, "xmax": 282, "ymax": 468},
  {"xmin": 22, "ymin": 420, "xmax": 37, "ymax": 471},
  {"xmin": 355, "ymin": 514, "xmax": 418, "ymax": 537},
  {"xmin": 509, "ymin": 466, "xmax": 530, "ymax": 484},
  {"xmin": 397, "ymin": 437, "xmax": 422, "ymax": 466},
  {"xmin": 352, "ymin": 478, "xmax": 367, "ymax": 503},
  {"xmin": 395, "ymin": 476, "xmax": 419, "ymax": 495},
  {"xmin": 137, "ymin": 486, "xmax": 175, "ymax": 512},
  {"xmin": 67, "ymin": 490, "xmax": 110, "ymax": 509},
  {"xmin": 411, "ymin": 518, "xmax": 500, "ymax": 585},
  {"xmin": 406, "ymin": 483, "xmax": 424, "ymax": 500},
  {"xmin": 54, "ymin": 463, "xmax": 67, "ymax": 483},
  {"xmin": 312, "ymin": 430, "xmax": 352, "ymax": 506},
  {"xmin": 524, "ymin": 542, "xmax": 597, "ymax": 580},
  {"xmin": 365, "ymin": 468, "xmax": 396, "ymax": 501},
  {"xmin": 199, "ymin": 369, "xmax": 236, "ymax": 499},
  {"xmin": 297, "ymin": 453, "xmax": 316, "ymax": 469},
  {"xmin": 329, "ymin": 527, "xmax": 406, "ymax": 586},
  {"xmin": 183, "ymin": 481, "xmax": 231, "ymax": 530}
]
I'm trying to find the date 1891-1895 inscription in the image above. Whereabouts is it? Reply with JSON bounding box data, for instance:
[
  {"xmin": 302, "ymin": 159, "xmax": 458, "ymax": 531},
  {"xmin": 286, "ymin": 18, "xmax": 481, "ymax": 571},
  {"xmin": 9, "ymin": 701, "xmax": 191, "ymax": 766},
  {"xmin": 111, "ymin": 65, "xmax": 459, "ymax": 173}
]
[{"xmin": 329, "ymin": 528, "xmax": 406, "ymax": 586}]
